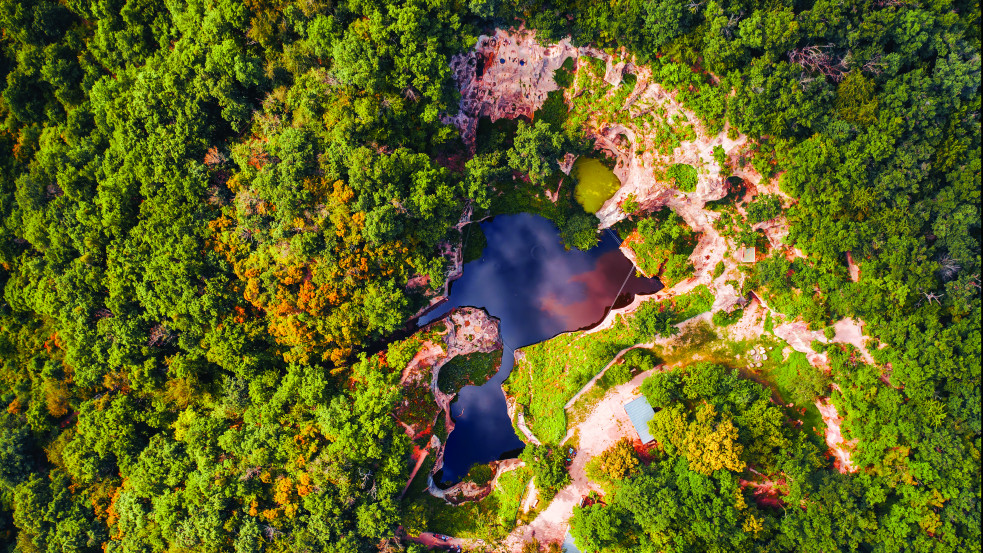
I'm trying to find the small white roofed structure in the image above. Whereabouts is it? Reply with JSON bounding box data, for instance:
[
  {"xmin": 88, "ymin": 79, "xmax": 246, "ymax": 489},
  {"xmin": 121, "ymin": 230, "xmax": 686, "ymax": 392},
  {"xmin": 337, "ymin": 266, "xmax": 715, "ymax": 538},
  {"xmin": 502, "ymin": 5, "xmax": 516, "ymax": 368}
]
[
  {"xmin": 623, "ymin": 396, "xmax": 656, "ymax": 443},
  {"xmin": 740, "ymin": 246, "xmax": 756, "ymax": 263}
]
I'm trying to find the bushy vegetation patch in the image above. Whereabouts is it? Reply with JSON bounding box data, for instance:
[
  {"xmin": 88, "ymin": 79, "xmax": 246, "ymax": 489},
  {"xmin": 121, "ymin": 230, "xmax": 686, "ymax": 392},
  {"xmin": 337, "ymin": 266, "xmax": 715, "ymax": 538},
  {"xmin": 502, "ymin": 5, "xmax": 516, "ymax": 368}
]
[
  {"xmin": 401, "ymin": 459, "xmax": 534, "ymax": 541},
  {"xmin": 437, "ymin": 351, "xmax": 502, "ymax": 395},
  {"xmin": 520, "ymin": 445, "xmax": 571, "ymax": 502},
  {"xmin": 462, "ymin": 222, "xmax": 488, "ymax": 263},
  {"xmin": 571, "ymin": 363, "xmax": 827, "ymax": 552},
  {"xmin": 712, "ymin": 307, "xmax": 744, "ymax": 327},
  {"xmin": 0, "ymin": 0, "xmax": 976, "ymax": 550},
  {"xmin": 768, "ymin": 350, "xmax": 830, "ymax": 408},
  {"xmin": 746, "ymin": 193, "xmax": 784, "ymax": 224},
  {"xmin": 465, "ymin": 463, "xmax": 494, "ymax": 486},
  {"xmin": 628, "ymin": 210, "xmax": 697, "ymax": 285}
]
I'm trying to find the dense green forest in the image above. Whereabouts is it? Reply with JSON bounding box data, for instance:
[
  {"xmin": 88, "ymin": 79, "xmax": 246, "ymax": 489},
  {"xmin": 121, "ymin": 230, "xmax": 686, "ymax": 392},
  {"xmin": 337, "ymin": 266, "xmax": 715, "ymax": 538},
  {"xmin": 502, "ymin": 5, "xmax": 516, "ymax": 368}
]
[{"xmin": 0, "ymin": 0, "xmax": 978, "ymax": 552}]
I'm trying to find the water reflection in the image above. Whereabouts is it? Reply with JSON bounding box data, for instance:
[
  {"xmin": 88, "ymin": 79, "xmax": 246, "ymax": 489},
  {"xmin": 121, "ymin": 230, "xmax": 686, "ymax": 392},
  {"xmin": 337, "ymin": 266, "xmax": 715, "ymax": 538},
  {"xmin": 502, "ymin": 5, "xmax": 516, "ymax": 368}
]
[{"xmin": 419, "ymin": 213, "xmax": 661, "ymax": 482}]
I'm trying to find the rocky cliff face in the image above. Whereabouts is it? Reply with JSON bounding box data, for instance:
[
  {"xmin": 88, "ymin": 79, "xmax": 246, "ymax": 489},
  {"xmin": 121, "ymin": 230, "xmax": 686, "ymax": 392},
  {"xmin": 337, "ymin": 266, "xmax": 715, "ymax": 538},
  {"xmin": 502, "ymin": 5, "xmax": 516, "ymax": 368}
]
[
  {"xmin": 444, "ymin": 27, "xmax": 768, "ymax": 231},
  {"xmin": 444, "ymin": 29, "xmax": 579, "ymax": 148}
]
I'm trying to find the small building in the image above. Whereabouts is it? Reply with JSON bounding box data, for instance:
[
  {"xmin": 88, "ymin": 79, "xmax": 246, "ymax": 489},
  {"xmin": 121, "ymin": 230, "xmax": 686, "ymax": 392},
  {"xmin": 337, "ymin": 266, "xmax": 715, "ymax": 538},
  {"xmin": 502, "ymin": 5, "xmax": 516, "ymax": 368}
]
[
  {"xmin": 739, "ymin": 246, "xmax": 756, "ymax": 263},
  {"xmin": 623, "ymin": 396, "xmax": 656, "ymax": 443}
]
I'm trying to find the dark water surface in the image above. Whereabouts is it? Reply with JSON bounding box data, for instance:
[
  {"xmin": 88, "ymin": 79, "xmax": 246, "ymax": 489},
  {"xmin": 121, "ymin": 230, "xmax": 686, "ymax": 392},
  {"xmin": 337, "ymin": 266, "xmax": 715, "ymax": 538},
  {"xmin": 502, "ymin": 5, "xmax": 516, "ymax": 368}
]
[{"xmin": 419, "ymin": 213, "xmax": 661, "ymax": 482}]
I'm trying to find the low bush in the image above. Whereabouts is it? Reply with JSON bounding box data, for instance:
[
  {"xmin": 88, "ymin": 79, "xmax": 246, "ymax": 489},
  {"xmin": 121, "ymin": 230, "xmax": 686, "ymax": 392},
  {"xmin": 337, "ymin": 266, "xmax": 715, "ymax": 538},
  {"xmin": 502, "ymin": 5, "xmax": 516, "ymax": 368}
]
[
  {"xmin": 746, "ymin": 193, "xmax": 783, "ymax": 224},
  {"xmin": 466, "ymin": 463, "xmax": 494, "ymax": 486},
  {"xmin": 712, "ymin": 307, "xmax": 744, "ymax": 327}
]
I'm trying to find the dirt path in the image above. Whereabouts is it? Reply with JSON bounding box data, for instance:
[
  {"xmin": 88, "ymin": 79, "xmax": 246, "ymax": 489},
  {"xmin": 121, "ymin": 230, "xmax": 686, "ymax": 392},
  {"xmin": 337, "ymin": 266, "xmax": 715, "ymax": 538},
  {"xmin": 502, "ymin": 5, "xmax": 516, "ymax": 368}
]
[
  {"xmin": 563, "ymin": 342, "xmax": 655, "ymax": 409},
  {"xmin": 515, "ymin": 410, "xmax": 543, "ymax": 446},
  {"xmin": 520, "ymin": 478, "xmax": 539, "ymax": 514},
  {"xmin": 503, "ymin": 369, "xmax": 656, "ymax": 550}
]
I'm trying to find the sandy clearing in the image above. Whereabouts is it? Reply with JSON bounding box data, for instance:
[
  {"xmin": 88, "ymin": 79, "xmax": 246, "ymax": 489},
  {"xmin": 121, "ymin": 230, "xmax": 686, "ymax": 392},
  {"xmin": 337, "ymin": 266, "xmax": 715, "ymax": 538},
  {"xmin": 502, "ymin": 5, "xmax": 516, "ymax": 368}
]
[
  {"xmin": 846, "ymin": 251, "xmax": 861, "ymax": 282},
  {"xmin": 408, "ymin": 531, "xmax": 487, "ymax": 551},
  {"xmin": 773, "ymin": 321, "xmax": 829, "ymax": 368},
  {"xmin": 831, "ymin": 318, "xmax": 875, "ymax": 364},
  {"xmin": 769, "ymin": 314, "xmax": 876, "ymax": 473},
  {"xmin": 724, "ymin": 295, "xmax": 767, "ymax": 342},
  {"xmin": 772, "ymin": 316, "xmax": 875, "ymax": 369},
  {"xmin": 815, "ymin": 398, "xmax": 858, "ymax": 473}
]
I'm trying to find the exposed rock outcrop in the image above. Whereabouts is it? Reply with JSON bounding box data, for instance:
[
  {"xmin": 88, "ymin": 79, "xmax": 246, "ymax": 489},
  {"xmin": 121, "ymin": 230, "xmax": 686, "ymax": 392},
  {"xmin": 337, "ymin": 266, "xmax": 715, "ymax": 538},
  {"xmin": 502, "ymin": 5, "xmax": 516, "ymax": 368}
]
[
  {"xmin": 445, "ymin": 29, "xmax": 769, "ymax": 232},
  {"xmin": 400, "ymin": 307, "xmax": 506, "ymax": 499}
]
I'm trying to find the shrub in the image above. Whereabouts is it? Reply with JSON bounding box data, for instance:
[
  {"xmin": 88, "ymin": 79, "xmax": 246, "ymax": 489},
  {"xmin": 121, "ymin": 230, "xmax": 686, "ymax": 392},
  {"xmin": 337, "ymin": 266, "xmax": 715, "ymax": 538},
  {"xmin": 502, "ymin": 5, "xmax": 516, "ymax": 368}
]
[
  {"xmin": 666, "ymin": 163, "xmax": 698, "ymax": 192},
  {"xmin": 560, "ymin": 213, "xmax": 601, "ymax": 251},
  {"xmin": 386, "ymin": 336, "xmax": 423, "ymax": 372},
  {"xmin": 438, "ymin": 351, "xmax": 501, "ymax": 394},
  {"xmin": 713, "ymin": 260, "xmax": 726, "ymax": 279},
  {"xmin": 553, "ymin": 57, "xmax": 576, "ymax": 88},
  {"xmin": 642, "ymin": 369, "xmax": 682, "ymax": 408},
  {"xmin": 773, "ymin": 351, "xmax": 831, "ymax": 405},
  {"xmin": 746, "ymin": 193, "xmax": 783, "ymax": 224},
  {"xmin": 631, "ymin": 211, "xmax": 696, "ymax": 281},
  {"xmin": 462, "ymin": 223, "xmax": 487, "ymax": 263},
  {"xmin": 621, "ymin": 193, "xmax": 640, "ymax": 215},
  {"xmin": 598, "ymin": 363, "xmax": 632, "ymax": 390},
  {"xmin": 622, "ymin": 348, "xmax": 659, "ymax": 372},
  {"xmin": 712, "ymin": 144, "xmax": 727, "ymax": 167},
  {"xmin": 673, "ymin": 285, "xmax": 714, "ymax": 319},
  {"xmin": 585, "ymin": 438, "xmax": 639, "ymax": 487},
  {"xmin": 521, "ymin": 445, "xmax": 571, "ymax": 502},
  {"xmin": 466, "ymin": 463, "xmax": 494, "ymax": 486}
]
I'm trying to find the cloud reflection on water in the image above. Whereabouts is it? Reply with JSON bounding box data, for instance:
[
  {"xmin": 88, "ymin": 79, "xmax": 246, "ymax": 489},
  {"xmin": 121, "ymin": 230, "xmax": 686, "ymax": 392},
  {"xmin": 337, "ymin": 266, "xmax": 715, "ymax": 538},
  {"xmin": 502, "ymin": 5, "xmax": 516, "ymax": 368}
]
[{"xmin": 419, "ymin": 213, "xmax": 661, "ymax": 482}]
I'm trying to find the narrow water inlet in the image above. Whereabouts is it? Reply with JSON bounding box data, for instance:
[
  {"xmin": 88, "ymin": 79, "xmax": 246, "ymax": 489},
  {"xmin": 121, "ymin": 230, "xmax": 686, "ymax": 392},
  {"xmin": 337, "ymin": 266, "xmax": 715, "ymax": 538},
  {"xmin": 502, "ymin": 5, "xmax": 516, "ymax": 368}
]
[{"xmin": 419, "ymin": 213, "xmax": 660, "ymax": 483}]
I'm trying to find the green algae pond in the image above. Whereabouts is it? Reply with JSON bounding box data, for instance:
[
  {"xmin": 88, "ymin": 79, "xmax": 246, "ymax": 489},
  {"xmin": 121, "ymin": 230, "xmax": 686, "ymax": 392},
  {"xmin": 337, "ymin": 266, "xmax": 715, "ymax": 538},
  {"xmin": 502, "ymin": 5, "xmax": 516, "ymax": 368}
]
[{"xmin": 572, "ymin": 157, "xmax": 622, "ymax": 213}]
